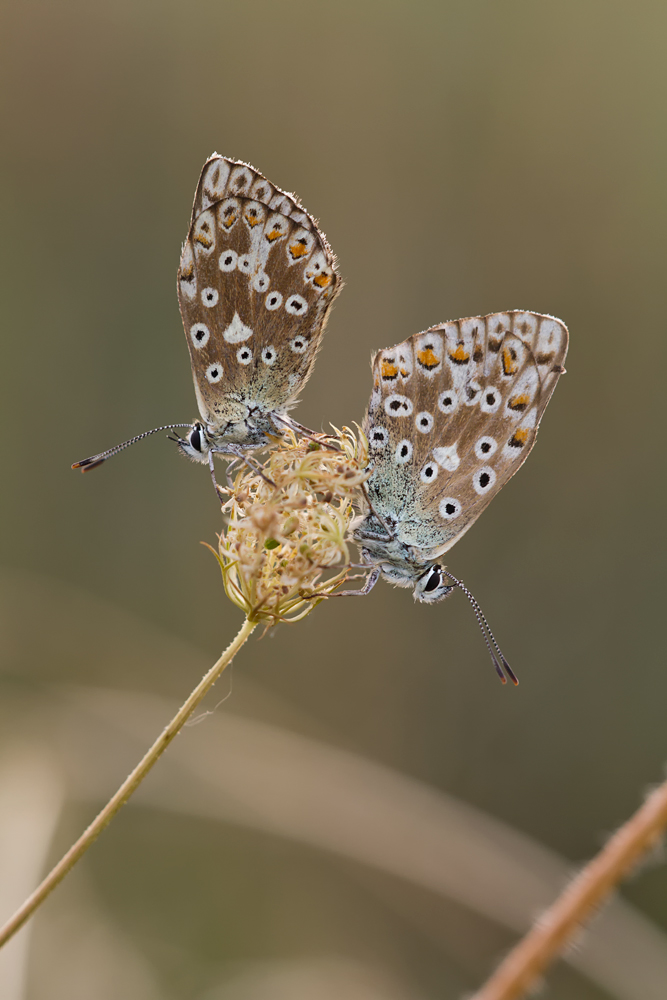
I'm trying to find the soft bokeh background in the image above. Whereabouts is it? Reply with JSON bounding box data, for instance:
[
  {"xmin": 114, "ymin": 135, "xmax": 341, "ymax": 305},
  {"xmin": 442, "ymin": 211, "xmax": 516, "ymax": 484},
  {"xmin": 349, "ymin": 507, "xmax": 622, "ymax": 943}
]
[{"xmin": 1, "ymin": 2, "xmax": 666, "ymax": 998}]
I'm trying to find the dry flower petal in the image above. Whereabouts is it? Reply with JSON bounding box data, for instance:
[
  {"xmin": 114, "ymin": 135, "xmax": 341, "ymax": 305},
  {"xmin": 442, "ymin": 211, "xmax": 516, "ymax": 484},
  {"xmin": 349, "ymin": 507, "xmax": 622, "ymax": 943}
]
[{"xmin": 211, "ymin": 427, "xmax": 369, "ymax": 625}]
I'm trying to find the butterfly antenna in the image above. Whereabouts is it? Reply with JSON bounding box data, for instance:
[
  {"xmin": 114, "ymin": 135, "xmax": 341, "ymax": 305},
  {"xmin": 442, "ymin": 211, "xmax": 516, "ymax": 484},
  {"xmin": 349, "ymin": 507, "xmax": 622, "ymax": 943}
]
[
  {"xmin": 71, "ymin": 424, "xmax": 193, "ymax": 472},
  {"xmin": 445, "ymin": 571, "xmax": 519, "ymax": 686}
]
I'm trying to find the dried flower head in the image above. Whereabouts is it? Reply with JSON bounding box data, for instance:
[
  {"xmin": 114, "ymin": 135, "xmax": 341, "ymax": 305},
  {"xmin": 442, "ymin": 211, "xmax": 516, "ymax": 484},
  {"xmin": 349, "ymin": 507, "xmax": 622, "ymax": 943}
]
[{"xmin": 211, "ymin": 427, "xmax": 369, "ymax": 625}]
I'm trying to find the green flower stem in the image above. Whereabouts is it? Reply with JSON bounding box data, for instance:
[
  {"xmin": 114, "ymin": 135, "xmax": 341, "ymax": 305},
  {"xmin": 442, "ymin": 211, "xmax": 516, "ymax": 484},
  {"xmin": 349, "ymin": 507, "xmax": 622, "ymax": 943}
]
[{"xmin": 0, "ymin": 616, "xmax": 256, "ymax": 950}]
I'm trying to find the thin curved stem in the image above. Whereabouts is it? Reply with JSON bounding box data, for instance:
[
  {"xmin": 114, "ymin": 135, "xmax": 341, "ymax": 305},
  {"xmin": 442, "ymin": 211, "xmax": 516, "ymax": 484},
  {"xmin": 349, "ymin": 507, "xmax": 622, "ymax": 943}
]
[
  {"xmin": 472, "ymin": 773, "xmax": 667, "ymax": 1000},
  {"xmin": 0, "ymin": 616, "xmax": 256, "ymax": 950}
]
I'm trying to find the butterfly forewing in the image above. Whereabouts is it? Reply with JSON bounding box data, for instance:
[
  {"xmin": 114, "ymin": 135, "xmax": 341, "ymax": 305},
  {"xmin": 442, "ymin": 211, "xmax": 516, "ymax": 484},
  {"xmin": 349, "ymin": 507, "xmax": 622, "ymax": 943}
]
[
  {"xmin": 364, "ymin": 311, "xmax": 569, "ymax": 558},
  {"xmin": 177, "ymin": 154, "xmax": 341, "ymax": 430}
]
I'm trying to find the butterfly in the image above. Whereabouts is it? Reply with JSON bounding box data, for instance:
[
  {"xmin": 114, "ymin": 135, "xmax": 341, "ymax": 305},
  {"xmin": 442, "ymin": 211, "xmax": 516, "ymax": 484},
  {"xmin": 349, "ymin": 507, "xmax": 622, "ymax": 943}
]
[
  {"xmin": 348, "ymin": 311, "xmax": 569, "ymax": 682},
  {"xmin": 73, "ymin": 154, "xmax": 342, "ymax": 478}
]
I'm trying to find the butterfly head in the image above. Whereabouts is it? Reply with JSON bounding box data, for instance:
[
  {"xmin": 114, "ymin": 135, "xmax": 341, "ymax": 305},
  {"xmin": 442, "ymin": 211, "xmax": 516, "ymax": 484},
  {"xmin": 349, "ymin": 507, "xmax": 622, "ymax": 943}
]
[
  {"xmin": 176, "ymin": 421, "xmax": 211, "ymax": 464},
  {"xmin": 413, "ymin": 564, "xmax": 454, "ymax": 604}
]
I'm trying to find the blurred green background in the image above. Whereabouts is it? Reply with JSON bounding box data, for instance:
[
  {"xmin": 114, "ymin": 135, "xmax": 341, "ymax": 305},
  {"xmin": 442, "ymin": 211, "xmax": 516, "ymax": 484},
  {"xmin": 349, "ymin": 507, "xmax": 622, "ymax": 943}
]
[{"xmin": 1, "ymin": 1, "xmax": 666, "ymax": 998}]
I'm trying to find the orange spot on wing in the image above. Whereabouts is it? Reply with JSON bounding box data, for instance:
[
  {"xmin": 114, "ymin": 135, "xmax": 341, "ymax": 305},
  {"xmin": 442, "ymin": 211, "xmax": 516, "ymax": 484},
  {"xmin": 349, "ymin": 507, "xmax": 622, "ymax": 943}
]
[
  {"xmin": 508, "ymin": 393, "xmax": 530, "ymax": 411},
  {"xmin": 381, "ymin": 361, "xmax": 398, "ymax": 380},
  {"xmin": 417, "ymin": 348, "xmax": 440, "ymax": 369},
  {"xmin": 245, "ymin": 211, "xmax": 261, "ymax": 227},
  {"xmin": 266, "ymin": 228, "xmax": 283, "ymax": 241},
  {"xmin": 313, "ymin": 272, "xmax": 331, "ymax": 287},
  {"xmin": 502, "ymin": 346, "xmax": 519, "ymax": 375},
  {"xmin": 289, "ymin": 241, "xmax": 308, "ymax": 258},
  {"xmin": 508, "ymin": 428, "xmax": 529, "ymax": 448},
  {"xmin": 194, "ymin": 233, "xmax": 213, "ymax": 248},
  {"xmin": 222, "ymin": 212, "xmax": 237, "ymax": 229},
  {"xmin": 449, "ymin": 344, "xmax": 469, "ymax": 364}
]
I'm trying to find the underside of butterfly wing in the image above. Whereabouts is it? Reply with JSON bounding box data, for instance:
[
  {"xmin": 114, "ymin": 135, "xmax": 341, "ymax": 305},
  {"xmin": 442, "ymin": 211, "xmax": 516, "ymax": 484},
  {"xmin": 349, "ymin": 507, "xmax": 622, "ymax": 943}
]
[
  {"xmin": 177, "ymin": 155, "xmax": 341, "ymax": 437},
  {"xmin": 360, "ymin": 311, "xmax": 569, "ymax": 564}
]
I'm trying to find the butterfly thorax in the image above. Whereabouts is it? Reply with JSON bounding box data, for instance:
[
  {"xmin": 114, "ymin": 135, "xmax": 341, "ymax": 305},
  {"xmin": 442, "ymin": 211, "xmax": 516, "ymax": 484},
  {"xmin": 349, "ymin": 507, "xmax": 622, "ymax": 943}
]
[{"xmin": 353, "ymin": 512, "xmax": 428, "ymax": 589}]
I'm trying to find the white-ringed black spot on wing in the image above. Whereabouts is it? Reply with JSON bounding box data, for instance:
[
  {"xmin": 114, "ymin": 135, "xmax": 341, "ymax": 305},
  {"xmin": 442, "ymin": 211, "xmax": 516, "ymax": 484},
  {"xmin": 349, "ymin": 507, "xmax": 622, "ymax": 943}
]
[
  {"xmin": 253, "ymin": 272, "xmax": 270, "ymax": 293},
  {"xmin": 420, "ymin": 461, "xmax": 438, "ymax": 484},
  {"xmin": 473, "ymin": 466, "xmax": 497, "ymax": 495},
  {"xmin": 474, "ymin": 436, "xmax": 498, "ymax": 459},
  {"xmin": 290, "ymin": 335, "xmax": 308, "ymax": 354},
  {"xmin": 394, "ymin": 439, "xmax": 413, "ymax": 465},
  {"xmin": 237, "ymin": 254, "xmax": 253, "ymax": 274},
  {"xmin": 369, "ymin": 427, "xmax": 388, "ymax": 450},
  {"xmin": 261, "ymin": 346, "xmax": 277, "ymax": 366},
  {"xmin": 415, "ymin": 411, "xmax": 434, "ymax": 433},
  {"xmin": 437, "ymin": 390, "xmax": 458, "ymax": 415},
  {"xmin": 205, "ymin": 362, "xmax": 223, "ymax": 384},
  {"xmin": 384, "ymin": 394, "xmax": 413, "ymax": 418},
  {"xmin": 201, "ymin": 287, "xmax": 219, "ymax": 307},
  {"xmin": 285, "ymin": 294, "xmax": 309, "ymax": 315},
  {"xmin": 480, "ymin": 387, "xmax": 501, "ymax": 413},
  {"xmin": 439, "ymin": 497, "xmax": 462, "ymax": 520},
  {"xmin": 236, "ymin": 346, "xmax": 253, "ymax": 365},
  {"xmin": 190, "ymin": 323, "xmax": 210, "ymax": 349},
  {"xmin": 219, "ymin": 249, "xmax": 238, "ymax": 272},
  {"xmin": 265, "ymin": 291, "xmax": 283, "ymax": 311}
]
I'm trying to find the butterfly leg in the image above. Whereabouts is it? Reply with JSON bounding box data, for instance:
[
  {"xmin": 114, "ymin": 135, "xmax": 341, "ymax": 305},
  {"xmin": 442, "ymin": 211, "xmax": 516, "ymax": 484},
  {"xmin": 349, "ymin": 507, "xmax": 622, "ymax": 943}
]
[
  {"xmin": 225, "ymin": 458, "xmax": 240, "ymax": 490},
  {"xmin": 308, "ymin": 566, "xmax": 381, "ymax": 599},
  {"xmin": 208, "ymin": 451, "xmax": 226, "ymax": 503},
  {"xmin": 220, "ymin": 446, "xmax": 277, "ymax": 488},
  {"xmin": 271, "ymin": 413, "xmax": 341, "ymax": 451}
]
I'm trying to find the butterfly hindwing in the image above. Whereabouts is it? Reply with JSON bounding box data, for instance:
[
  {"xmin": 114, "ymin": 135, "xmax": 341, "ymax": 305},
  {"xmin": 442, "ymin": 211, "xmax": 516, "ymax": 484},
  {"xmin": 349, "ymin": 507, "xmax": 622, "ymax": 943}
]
[
  {"xmin": 364, "ymin": 311, "xmax": 569, "ymax": 558},
  {"xmin": 177, "ymin": 154, "xmax": 341, "ymax": 430}
]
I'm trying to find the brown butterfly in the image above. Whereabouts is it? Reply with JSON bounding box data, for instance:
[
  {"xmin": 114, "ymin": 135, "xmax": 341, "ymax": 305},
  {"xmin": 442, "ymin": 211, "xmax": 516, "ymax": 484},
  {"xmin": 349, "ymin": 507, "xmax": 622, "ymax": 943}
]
[
  {"xmin": 345, "ymin": 311, "xmax": 569, "ymax": 683},
  {"xmin": 73, "ymin": 154, "xmax": 342, "ymax": 479}
]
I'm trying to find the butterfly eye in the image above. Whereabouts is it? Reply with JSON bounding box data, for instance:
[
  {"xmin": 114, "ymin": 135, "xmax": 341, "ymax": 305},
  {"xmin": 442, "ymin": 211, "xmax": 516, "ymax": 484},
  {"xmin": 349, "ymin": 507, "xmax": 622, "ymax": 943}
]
[
  {"xmin": 423, "ymin": 566, "xmax": 442, "ymax": 593},
  {"xmin": 189, "ymin": 427, "xmax": 202, "ymax": 452}
]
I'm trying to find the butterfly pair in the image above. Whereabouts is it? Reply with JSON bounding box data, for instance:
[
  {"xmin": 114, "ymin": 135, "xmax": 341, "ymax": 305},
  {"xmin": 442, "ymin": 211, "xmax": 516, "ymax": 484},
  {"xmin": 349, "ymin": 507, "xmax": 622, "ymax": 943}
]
[{"xmin": 74, "ymin": 154, "xmax": 569, "ymax": 678}]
